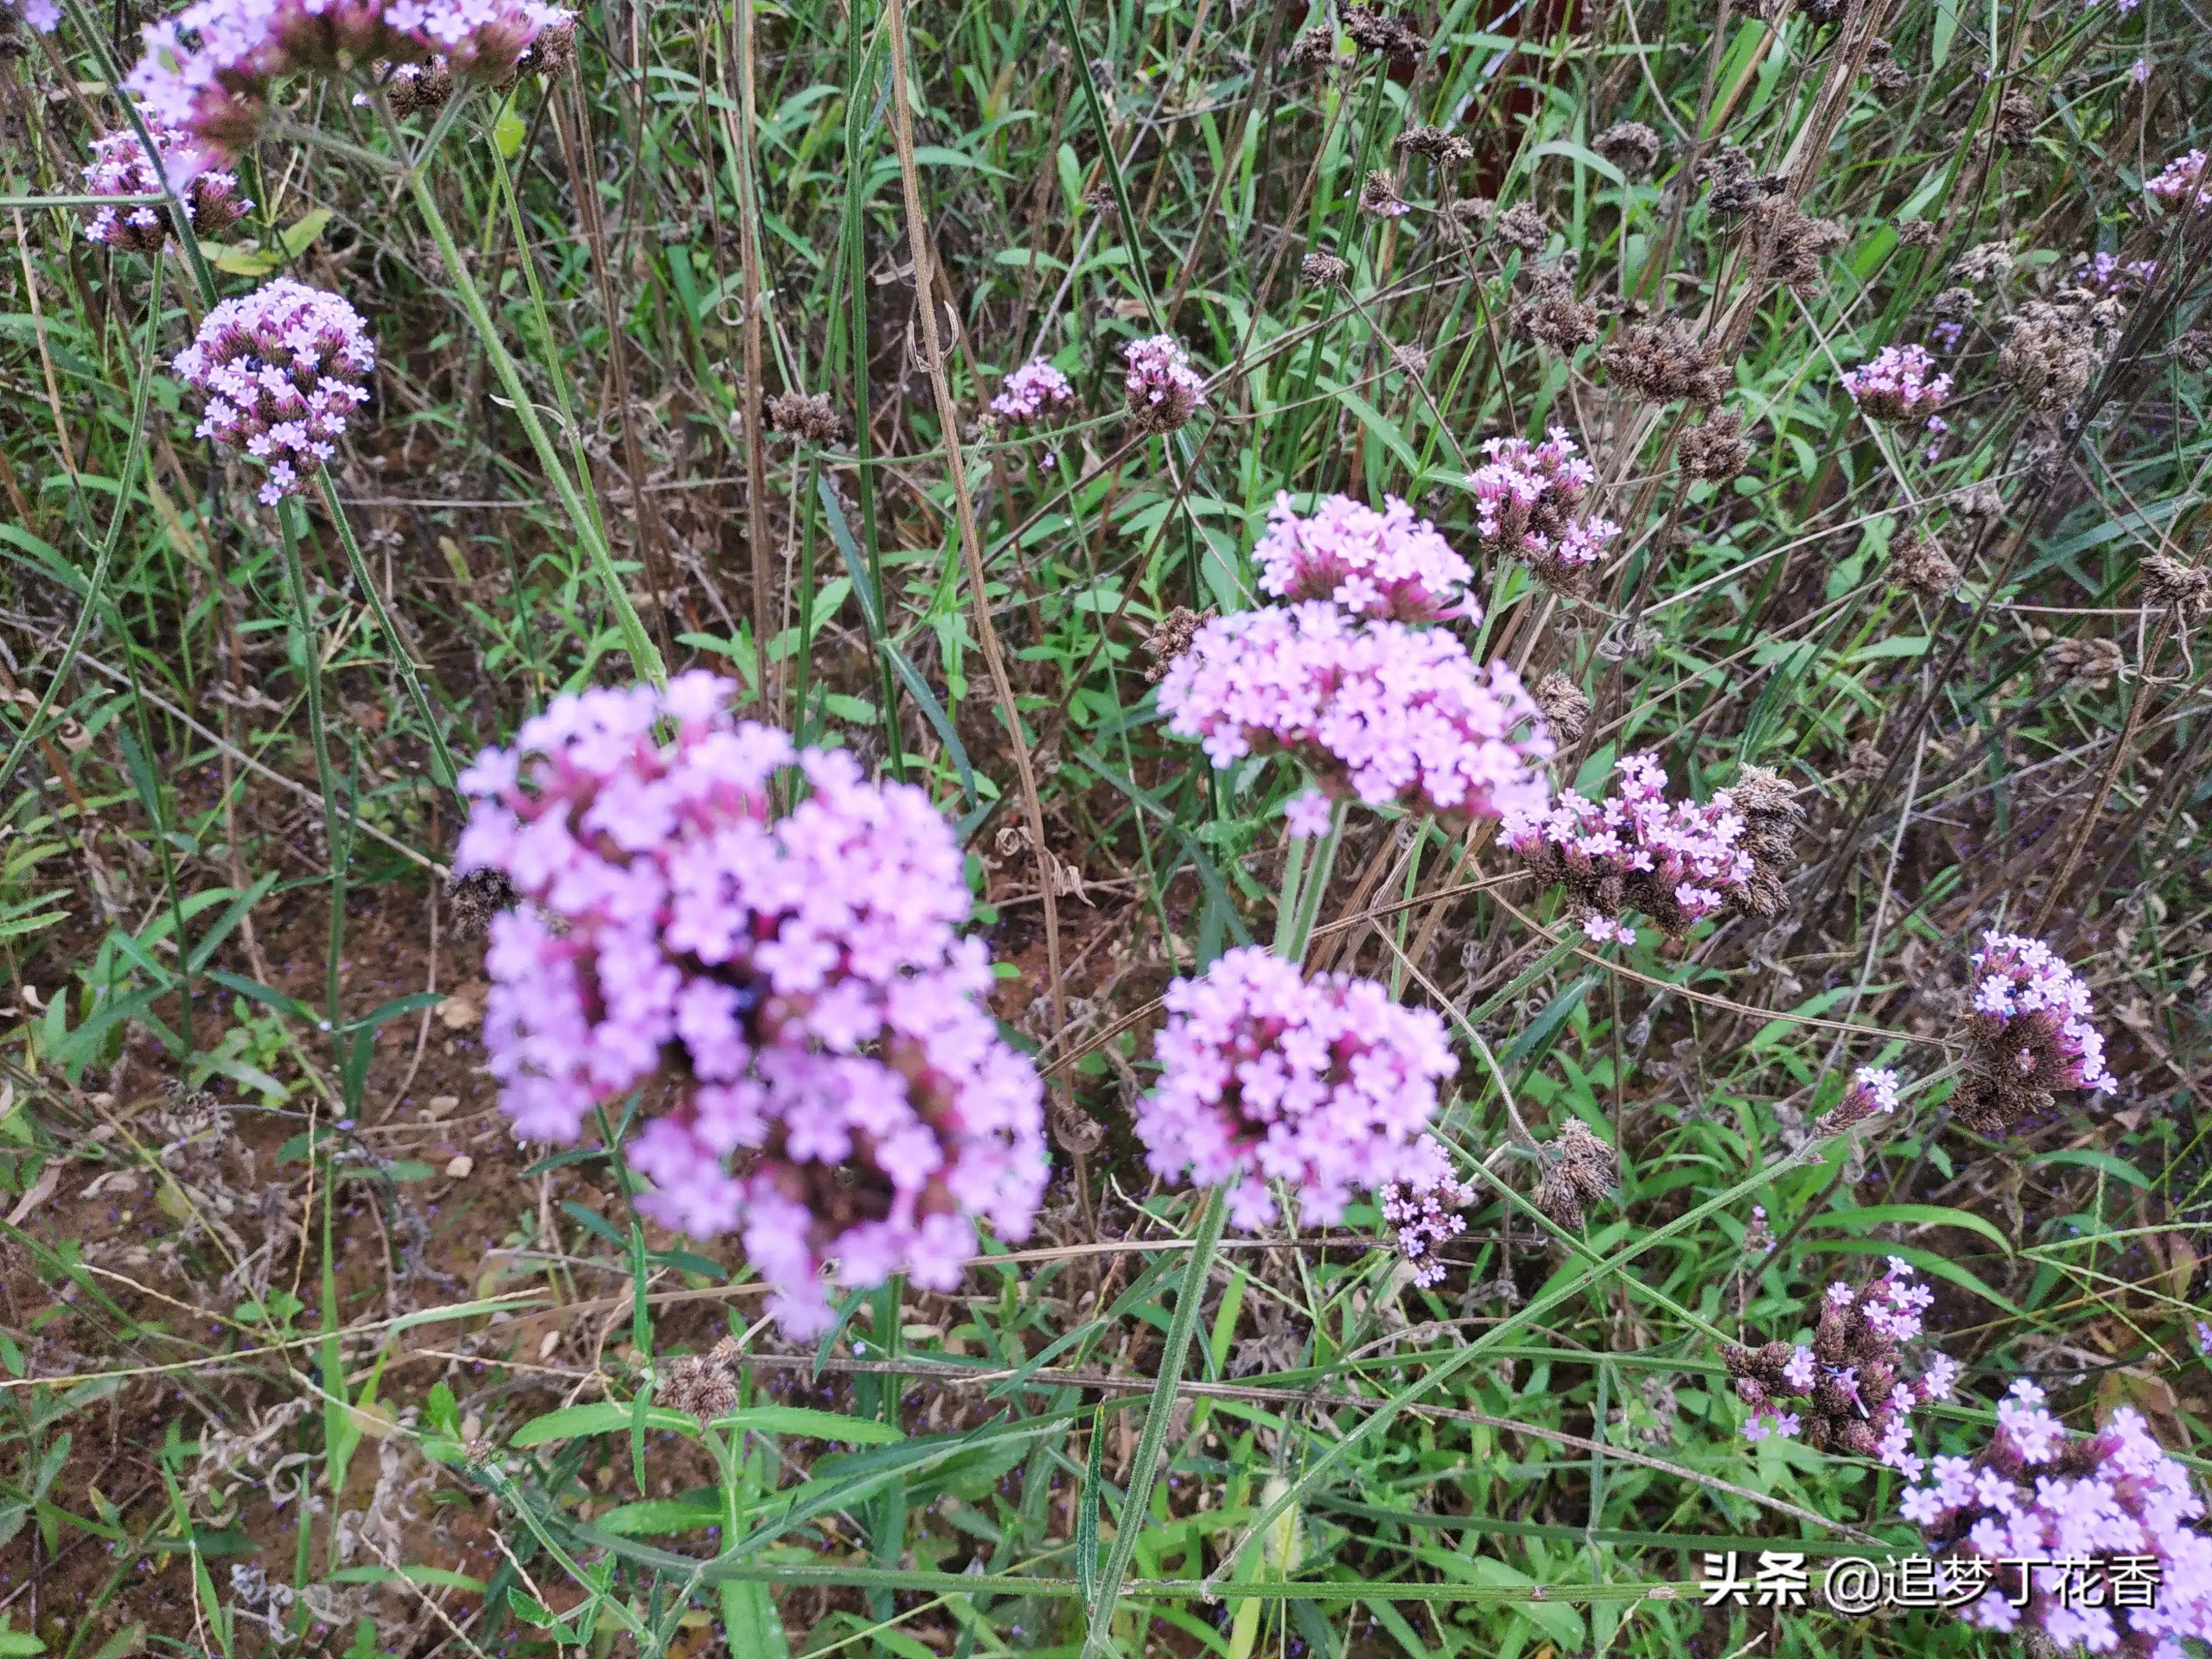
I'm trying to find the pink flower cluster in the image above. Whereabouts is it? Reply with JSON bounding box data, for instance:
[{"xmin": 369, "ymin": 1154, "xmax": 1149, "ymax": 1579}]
[
  {"xmin": 81, "ymin": 111, "xmax": 250, "ymax": 251},
  {"xmin": 1841, "ymin": 344, "xmax": 1954, "ymax": 423},
  {"xmin": 1499, "ymin": 752, "xmax": 1752, "ymax": 940},
  {"xmin": 1466, "ymin": 428, "xmax": 1618, "ymax": 596},
  {"xmin": 1157, "ymin": 601, "xmax": 1553, "ymax": 825},
  {"xmin": 1252, "ymin": 492, "xmax": 1477, "ymax": 624},
  {"xmin": 2077, "ymin": 252, "xmax": 2160, "ymax": 294},
  {"xmin": 1122, "ymin": 333, "xmax": 1207, "ymax": 431},
  {"xmin": 127, "ymin": 0, "xmax": 572, "ymax": 176},
  {"xmin": 990, "ymin": 358, "xmax": 1074, "ymax": 421},
  {"xmin": 1733, "ymin": 1259, "xmax": 1952, "ymax": 1477},
  {"xmin": 1968, "ymin": 930, "xmax": 2117, "ymax": 1093},
  {"xmin": 7, "ymin": 0, "xmax": 56, "ymax": 30},
  {"xmin": 172, "ymin": 278, "xmax": 374, "ymax": 505},
  {"xmin": 1379, "ymin": 1142, "xmax": 1474, "ymax": 1288},
  {"xmin": 1137, "ymin": 946, "xmax": 1458, "ymax": 1229},
  {"xmin": 453, "ymin": 673, "xmax": 1048, "ymax": 1340},
  {"xmin": 1901, "ymin": 1381, "xmax": 2212, "ymax": 1656},
  {"xmin": 2146, "ymin": 149, "xmax": 2210, "ymax": 213},
  {"xmin": 1818, "ymin": 1064, "xmax": 1901, "ymax": 1133}
]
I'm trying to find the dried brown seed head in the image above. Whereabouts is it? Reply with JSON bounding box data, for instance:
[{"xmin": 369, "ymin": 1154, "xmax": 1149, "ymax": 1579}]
[
  {"xmin": 1396, "ymin": 125, "xmax": 1472, "ymax": 166},
  {"xmin": 1701, "ymin": 146, "xmax": 1790, "ymax": 215},
  {"xmin": 1493, "ymin": 200, "xmax": 1550, "ymax": 253},
  {"xmin": 1513, "ymin": 261, "xmax": 1599, "ymax": 353},
  {"xmin": 1895, "ymin": 219, "xmax": 1942, "ymax": 250},
  {"xmin": 445, "ymin": 867, "xmax": 517, "ymax": 938},
  {"xmin": 764, "ymin": 390, "xmax": 850, "ymax": 445},
  {"xmin": 1341, "ymin": 4, "xmax": 1426, "ymax": 59},
  {"xmin": 1678, "ymin": 408, "xmax": 1751, "ymax": 482},
  {"xmin": 1142, "ymin": 606, "xmax": 1215, "ymax": 681},
  {"xmin": 1591, "ymin": 120, "xmax": 1662, "ymax": 178},
  {"xmin": 2142, "ymin": 554, "xmax": 2212, "ymax": 622},
  {"xmin": 1287, "ymin": 22, "xmax": 1340, "ymax": 67},
  {"xmin": 1598, "ymin": 319, "xmax": 1730, "ymax": 406},
  {"xmin": 1994, "ymin": 91, "xmax": 2039, "ymax": 146},
  {"xmin": 1533, "ymin": 672, "xmax": 1592, "ymax": 746},
  {"xmin": 1891, "ymin": 528, "xmax": 1960, "ymax": 598},
  {"xmin": 1953, "ymin": 238, "xmax": 2016, "ymax": 287},
  {"xmin": 1995, "ymin": 300, "xmax": 2100, "ymax": 411},
  {"xmin": 1301, "ymin": 251, "xmax": 1351, "ymax": 286},
  {"xmin": 1749, "ymin": 202, "xmax": 1847, "ymax": 295},
  {"xmin": 1359, "ymin": 168, "xmax": 1410, "ymax": 218}
]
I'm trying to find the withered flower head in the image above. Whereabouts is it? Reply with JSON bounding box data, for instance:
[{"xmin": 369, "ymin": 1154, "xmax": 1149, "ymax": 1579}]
[
  {"xmin": 2047, "ymin": 635, "xmax": 2124, "ymax": 689},
  {"xmin": 1359, "ymin": 168, "xmax": 1411, "ymax": 218},
  {"xmin": 1592, "ymin": 120, "xmax": 1662, "ymax": 178},
  {"xmin": 1533, "ymin": 671, "xmax": 1592, "ymax": 746},
  {"xmin": 1701, "ymin": 146, "xmax": 1791, "ymax": 215},
  {"xmin": 1750, "ymin": 202, "xmax": 1848, "ymax": 295},
  {"xmin": 763, "ymin": 390, "xmax": 850, "ymax": 445},
  {"xmin": 1513, "ymin": 261, "xmax": 1599, "ymax": 353},
  {"xmin": 1994, "ymin": 299, "xmax": 2100, "ymax": 411},
  {"xmin": 1726, "ymin": 764, "xmax": 1803, "ymax": 919},
  {"xmin": 1493, "ymin": 200, "xmax": 1549, "ymax": 253},
  {"xmin": 656, "ymin": 1348, "xmax": 740, "ymax": 1426},
  {"xmin": 1895, "ymin": 219, "xmax": 1942, "ymax": 250},
  {"xmin": 1598, "ymin": 319, "xmax": 1730, "ymax": 406},
  {"xmin": 1532, "ymin": 1119, "xmax": 1616, "ymax": 1231},
  {"xmin": 1994, "ymin": 91, "xmax": 2039, "ymax": 147},
  {"xmin": 1142, "ymin": 606, "xmax": 1216, "ymax": 681},
  {"xmin": 1953, "ymin": 238, "xmax": 2015, "ymax": 287},
  {"xmin": 1287, "ymin": 22, "xmax": 1340, "ymax": 67},
  {"xmin": 2175, "ymin": 328, "xmax": 2211, "ymax": 372},
  {"xmin": 1678, "ymin": 408, "xmax": 1751, "ymax": 483},
  {"xmin": 1341, "ymin": 4, "xmax": 1426, "ymax": 60},
  {"xmin": 1891, "ymin": 527, "xmax": 1960, "ymax": 599},
  {"xmin": 1301, "ymin": 251, "xmax": 1351, "ymax": 286},
  {"xmin": 445, "ymin": 866, "xmax": 518, "ymax": 938},
  {"xmin": 1931, "ymin": 285, "xmax": 1978, "ymax": 322},
  {"xmin": 1391, "ymin": 342, "xmax": 1431, "ymax": 376},
  {"xmin": 1396, "ymin": 125, "xmax": 1473, "ymax": 167},
  {"xmin": 2141, "ymin": 554, "xmax": 2212, "ymax": 623}
]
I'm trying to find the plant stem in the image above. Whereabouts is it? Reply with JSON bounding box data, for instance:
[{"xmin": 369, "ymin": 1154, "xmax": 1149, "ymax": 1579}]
[
  {"xmin": 278, "ymin": 498, "xmax": 347, "ymax": 1029},
  {"xmin": 401, "ymin": 162, "xmax": 665, "ymax": 686},
  {"xmin": 1079, "ymin": 1183, "xmax": 1228, "ymax": 1659},
  {"xmin": 1277, "ymin": 801, "xmax": 1348, "ymax": 962},
  {"xmin": 314, "ymin": 469, "xmax": 458, "ymax": 790}
]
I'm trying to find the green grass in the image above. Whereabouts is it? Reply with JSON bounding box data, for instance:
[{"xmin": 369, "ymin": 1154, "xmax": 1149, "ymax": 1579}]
[{"xmin": 0, "ymin": 0, "xmax": 2208, "ymax": 1654}]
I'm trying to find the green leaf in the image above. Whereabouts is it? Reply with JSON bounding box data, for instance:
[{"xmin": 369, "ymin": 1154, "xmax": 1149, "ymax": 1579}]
[
  {"xmin": 881, "ymin": 642, "xmax": 977, "ymax": 810},
  {"xmin": 2035, "ymin": 1149, "xmax": 2154, "ymax": 1189},
  {"xmin": 325, "ymin": 1565, "xmax": 488, "ymax": 1593},
  {"xmin": 493, "ymin": 103, "xmax": 527, "ymax": 160},
  {"xmin": 511, "ymin": 1401, "xmax": 905, "ymax": 1449},
  {"xmin": 279, "ymin": 207, "xmax": 332, "ymax": 258},
  {"xmin": 1802, "ymin": 1201, "xmax": 2015, "ymax": 1257}
]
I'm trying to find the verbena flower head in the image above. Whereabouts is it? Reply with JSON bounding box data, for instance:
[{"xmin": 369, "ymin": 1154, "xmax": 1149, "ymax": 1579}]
[
  {"xmin": 1817, "ymin": 1064, "xmax": 1901, "ymax": 1133},
  {"xmin": 452, "ymin": 673, "xmax": 1048, "ymax": 1339},
  {"xmin": 1841, "ymin": 344, "xmax": 1954, "ymax": 423},
  {"xmin": 1138, "ymin": 946, "xmax": 1457, "ymax": 1229},
  {"xmin": 81, "ymin": 112, "xmax": 251, "ymax": 251},
  {"xmin": 1465, "ymin": 427, "xmax": 1616, "ymax": 596},
  {"xmin": 128, "ymin": 0, "xmax": 573, "ymax": 175},
  {"xmin": 1122, "ymin": 334, "xmax": 1206, "ymax": 433},
  {"xmin": 1900, "ymin": 1380, "xmax": 2212, "ymax": 1655},
  {"xmin": 1379, "ymin": 1142, "xmax": 1474, "ymax": 1288},
  {"xmin": 990, "ymin": 358, "xmax": 1074, "ymax": 421},
  {"xmin": 7, "ymin": 0, "xmax": 58, "ymax": 30},
  {"xmin": 2145, "ymin": 149, "xmax": 2210, "ymax": 213},
  {"xmin": 1954, "ymin": 931, "xmax": 2115, "ymax": 1131},
  {"xmin": 1157, "ymin": 601, "xmax": 1553, "ymax": 826},
  {"xmin": 1725, "ymin": 1259, "xmax": 1949, "ymax": 1477},
  {"xmin": 172, "ymin": 277, "xmax": 374, "ymax": 505},
  {"xmin": 1252, "ymin": 492, "xmax": 1477, "ymax": 624},
  {"xmin": 1499, "ymin": 752, "xmax": 1752, "ymax": 940}
]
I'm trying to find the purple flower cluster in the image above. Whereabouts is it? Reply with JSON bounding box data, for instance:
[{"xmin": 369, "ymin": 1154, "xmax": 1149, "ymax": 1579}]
[
  {"xmin": 1901, "ymin": 1381, "xmax": 2212, "ymax": 1656},
  {"xmin": 1122, "ymin": 334, "xmax": 1207, "ymax": 432},
  {"xmin": 8, "ymin": 0, "xmax": 57, "ymax": 30},
  {"xmin": 172, "ymin": 278, "xmax": 374, "ymax": 505},
  {"xmin": 81, "ymin": 112, "xmax": 251, "ymax": 251},
  {"xmin": 1466, "ymin": 428, "xmax": 1619, "ymax": 597},
  {"xmin": 127, "ymin": 0, "xmax": 572, "ymax": 175},
  {"xmin": 2146, "ymin": 149, "xmax": 2210, "ymax": 213},
  {"xmin": 1137, "ymin": 946, "xmax": 1458, "ymax": 1229},
  {"xmin": 453, "ymin": 673, "xmax": 1048, "ymax": 1340},
  {"xmin": 1379, "ymin": 1142, "xmax": 1474, "ymax": 1288},
  {"xmin": 990, "ymin": 358, "xmax": 1074, "ymax": 421},
  {"xmin": 1841, "ymin": 344, "xmax": 1954, "ymax": 423},
  {"xmin": 1252, "ymin": 492, "xmax": 1477, "ymax": 624},
  {"xmin": 1728, "ymin": 1259, "xmax": 1952, "ymax": 1476},
  {"xmin": 1954, "ymin": 930, "xmax": 2115, "ymax": 1131},
  {"xmin": 1158, "ymin": 601, "xmax": 1553, "ymax": 825},
  {"xmin": 1499, "ymin": 752, "xmax": 1753, "ymax": 941},
  {"xmin": 1816, "ymin": 1064, "xmax": 1901, "ymax": 1133},
  {"xmin": 2076, "ymin": 251, "xmax": 2160, "ymax": 294}
]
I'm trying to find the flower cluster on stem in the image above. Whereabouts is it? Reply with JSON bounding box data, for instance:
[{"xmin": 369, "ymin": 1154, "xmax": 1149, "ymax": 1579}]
[
  {"xmin": 1953, "ymin": 930, "xmax": 2115, "ymax": 1132},
  {"xmin": 1900, "ymin": 1380, "xmax": 2212, "ymax": 1655},
  {"xmin": 1499, "ymin": 752, "xmax": 1752, "ymax": 942},
  {"xmin": 1137, "ymin": 946, "xmax": 1458, "ymax": 1230},
  {"xmin": 1465, "ymin": 427, "xmax": 1619, "ymax": 597},
  {"xmin": 453, "ymin": 673, "xmax": 1048, "ymax": 1339},
  {"xmin": 1252, "ymin": 491, "xmax": 1477, "ymax": 624},
  {"xmin": 1841, "ymin": 344, "xmax": 1954, "ymax": 423},
  {"xmin": 81, "ymin": 111, "xmax": 250, "ymax": 251}
]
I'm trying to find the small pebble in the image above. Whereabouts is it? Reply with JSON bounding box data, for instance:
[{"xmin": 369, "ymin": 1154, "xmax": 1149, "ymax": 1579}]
[{"xmin": 445, "ymin": 1154, "xmax": 474, "ymax": 1178}]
